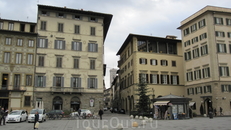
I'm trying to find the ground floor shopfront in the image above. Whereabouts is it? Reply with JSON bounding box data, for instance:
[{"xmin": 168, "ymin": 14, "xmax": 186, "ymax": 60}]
[{"xmin": 34, "ymin": 92, "xmax": 104, "ymax": 114}]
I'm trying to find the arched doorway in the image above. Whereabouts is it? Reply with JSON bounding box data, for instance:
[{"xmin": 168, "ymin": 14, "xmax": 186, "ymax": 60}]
[
  {"xmin": 53, "ymin": 96, "xmax": 63, "ymax": 110},
  {"xmin": 70, "ymin": 97, "xmax": 81, "ymax": 112}
]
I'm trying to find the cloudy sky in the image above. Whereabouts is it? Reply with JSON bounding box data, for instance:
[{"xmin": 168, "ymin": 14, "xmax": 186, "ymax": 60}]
[{"xmin": 0, "ymin": 0, "xmax": 231, "ymax": 88}]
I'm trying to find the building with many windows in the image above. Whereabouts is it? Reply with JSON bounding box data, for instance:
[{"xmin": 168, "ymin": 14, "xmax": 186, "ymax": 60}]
[
  {"xmin": 116, "ymin": 34, "xmax": 185, "ymax": 114},
  {"xmin": 178, "ymin": 6, "xmax": 231, "ymax": 115},
  {"xmin": 0, "ymin": 19, "xmax": 37, "ymax": 111},
  {"xmin": 34, "ymin": 5, "xmax": 112, "ymax": 112}
]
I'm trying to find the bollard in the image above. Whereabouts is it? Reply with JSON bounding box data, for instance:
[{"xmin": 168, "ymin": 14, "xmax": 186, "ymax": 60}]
[
  {"xmin": 130, "ymin": 115, "xmax": 134, "ymax": 119},
  {"xmin": 139, "ymin": 116, "xmax": 143, "ymax": 120},
  {"xmin": 132, "ymin": 122, "xmax": 138, "ymax": 127},
  {"xmin": 116, "ymin": 123, "xmax": 123, "ymax": 130},
  {"xmin": 141, "ymin": 120, "xmax": 146, "ymax": 126},
  {"xmin": 135, "ymin": 115, "xmax": 139, "ymax": 119},
  {"xmin": 102, "ymin": 125, "xmax": 109, "ymax": 130},
  {"xmin": 85, "ymin": 127, "xmax": 92, "ymax": 130}
]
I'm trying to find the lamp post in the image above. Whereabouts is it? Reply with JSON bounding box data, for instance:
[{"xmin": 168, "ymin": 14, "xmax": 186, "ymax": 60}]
[{"xmin": 152, "ymin": 88, "xmax": 155, "ymax": 118}]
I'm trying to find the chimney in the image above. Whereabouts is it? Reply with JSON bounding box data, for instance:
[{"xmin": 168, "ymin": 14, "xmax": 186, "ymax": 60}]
[{"xmin": 166, "ymin": 35, "xmax": 177, "ymax": 39}]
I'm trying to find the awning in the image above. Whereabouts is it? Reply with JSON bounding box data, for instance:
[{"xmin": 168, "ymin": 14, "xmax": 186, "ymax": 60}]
[
  {"xmin": 189, "ymin": 102, "xmax": 195, "ymax": 106},
  {"xmin": 154, "ymin": 101, "xmax": 169, "ymax": 105}
]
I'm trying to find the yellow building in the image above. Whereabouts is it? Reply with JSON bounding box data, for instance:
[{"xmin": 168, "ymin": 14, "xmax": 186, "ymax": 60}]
[
  {"xmin": 34, "ymin": 5, "xmax": 112, "ymax": 113},
  {"xmin": 116, "ymin": 34, "xmax": 185, "ymax": 114},
  {"xmin": 178, "ymin": 6, "xmax": 231, "ymax": 116},
  {"xmin": 0, "ymin": 19, "xmax": 37, "ymax": 111}
]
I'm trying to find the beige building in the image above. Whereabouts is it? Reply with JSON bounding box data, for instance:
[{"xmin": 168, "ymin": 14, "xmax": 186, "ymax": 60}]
[
  {"xmin": 34, "ymin": 5, "xmax": 112, "ymax": 113},
  {"xmin": 0, "ymin": 19, "xmax": 37, "ymax": 111},
  {"xmin": 116, "ymin": 34, "xmax": 185, "ymax": 114},
  {"xmin": 178, "ymin": 6, "xmax": 231, "ymax": 116}
]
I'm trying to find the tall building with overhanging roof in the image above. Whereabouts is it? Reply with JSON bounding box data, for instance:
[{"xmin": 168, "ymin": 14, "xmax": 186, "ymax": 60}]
[
  {"xmin": 178, "ymin": 6, "xmax": 231, "ymax": 115},
  {"xmin": 35, "ymin": 5, "xmax": 112, "ymax": 112}
]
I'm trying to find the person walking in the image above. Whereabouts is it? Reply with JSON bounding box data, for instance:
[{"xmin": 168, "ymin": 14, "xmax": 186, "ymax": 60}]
[
  {"xmin": 220, "ymin": 107, "xmax": 223, "ymax": 116},
  {"xmin": 0, "ymin": 108, "xmax": 6, "ymax": 126},
  {"xmin": 214, "ymin": 108, "xmax": 217, "ymax": 117},
  {"xmin": 34, "ymin": 111, "xmax": 39, "ymax": 129},
  {"xmin": 98, "ymin": 109, "xmax": 103, "ymax": 120}
]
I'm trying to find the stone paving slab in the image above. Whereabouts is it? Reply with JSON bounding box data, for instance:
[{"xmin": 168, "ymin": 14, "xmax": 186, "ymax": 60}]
[{"xmin": 1, "ymin": 112, "xmax": 231, "ymax": 130}]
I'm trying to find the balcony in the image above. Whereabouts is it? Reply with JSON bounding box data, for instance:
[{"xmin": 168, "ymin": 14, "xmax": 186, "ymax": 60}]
[
  {"xmin": 0, "ymin": 85, "xmax": 27, "ymax": 92},
  {"xmin": 50, "ymin": 87, "xmax": 83, "ymax": 94}
]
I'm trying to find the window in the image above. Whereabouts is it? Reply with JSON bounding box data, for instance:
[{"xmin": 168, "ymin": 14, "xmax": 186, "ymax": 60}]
[
  {"xmin": 221, "ymin": 85, "xmax": 231, "ymax": 92},
  {"xmin": 56, "ymin": 57, "xmax": 62, "ymax": 68},
  {"xmin": 184, "ymin": 40, "xmax": 190, "ymax": 47},
  {"xmin": 35, "ymin": 76, "xmax": 46, "ymax": 87},
  {"xmin": 41, "ymin": 11, "xmax": 48, "ymax": 16},
  {"xmin": 4, "ymin": 52, "xmax": 10, "ymax": 63},
  {"xmin": 150, "ymin": 74, "xmax": 158, "ymax": 84},
  {"xmin": 57, "ymin": 13, "xmax": 65, "ymax": 18},
  {"xmin": 226, "ymin": 18, "xmax": 231, "ymax": 26},
  {"xmin": 90, "ymin": 17, "xmax": 97, "ymax": 22},
  {"xmin": 40, "ymin": 21, "xmax": 46, "ymax": 30},
  {"xmin": 26, "ymin": 75, "xmax": 32, "ymax": 86},
  {"xmin": 215, "ymin": 31, "xmax": 225, "ymax": 37},
  {"xmin": 73, "ymin": 59, "xmax": 79, "ymax": 69},
  {"xmin": 27, "ymin": 54, "xmax": 33, "ymax": 65},
  {"xmin": 73, "ymin": 15, "xmax": 81, "ymax": 20},
  {"xmin": 171, "ymin": 75, "xmax": 178, "ymax": 85},
  {"xmin": 161, "ymin": 74, "xmax": 168, "ymax": 84},
  {"xmin": 28, "ymin": 40, "xmax": 34, "ymax": 47},
  {"xmin": 194, "ymin": 70, "xmax": 201, "ymax": 80},
  {"xmin": 55, "ymin": 40, "xmax": 65, "ymax": 50},
  {"xmin": 90, "ymin": 27, "xmax": 95, "ymax": 36},
  {"xmin": 161, "ymin": 60, "xmax": 168, "ymax": 66},
  {"xmin": 227, "ymin": 32, "xmax": 231, "ymax": 38},
  {"xmin": 71, "ymin": 77, "xmax": 81, "ymax": 88},
  {"xmin": 184, "ymin": 51, "xmax": 191, "ymax": 61},
  {"xmin": 0, "ymin": 21, "xmax": 3, "ymax": 29},
  {"xmin": 17, "ymin": 39, "xmax": 23, "ymax": 46},
  {"xmin": 219, "ymin": 66, "xmax": 229, "ymax": 76},
  {"xmin": 88, "ymin": 43, "xmax": 98, "ymax": 52},
  {"xmin": 139, "ymin": 73, "xmax": 148, "ymax": 83},
  {"xmin": 217, "ymin": 43, "xmax": 227, "ymax": 53},
  {"xmin": 38, "ymin": 56, "xmax": 44, "ymax": 67},
  {"xmin": 140, "ymin": 58, "xmax": 147, "ymax": 64},
  {"xmin": 172, "ymin": 61, "xmax": 176, "ymax": 67},
  {"xmin": 201, "ymin": 45, "xmax": 208, "ymax": 56},
  {"xmin": 198, "ymin": 19, "xmax": 206, "ymax": 28},
  {"xmin": 214, "ymin": 17, "xmax": 223, "ymax": 25},
  {"xmin": 199, "ymin": 33, "xmax": 207, "ymax": 40},
  {"xmin": 5, "ymin": 38, "xmax": 11, "ymax": 45},
  {"xmin": 15, "ymin": 53, "xmax": 22, "ymax": 64},
  {"xmin": 186, "ymin": 71, "xmax": 193, "ymax": 81},
  {"xmin": 183, "ymin": 28, "xmax": 190, "ymax": 36},
  {"xmin": 24, "ymin": 96, "xmax": 31, "ymax": 106},
  {"xmin": 192, "ymin": 48, "xmax": 200, "ymax": 58},
  {"xmin": 8, "ymin": 22, "xmax": 14, "ymax": 30},
  {"xmin": 72, "ymin": 41, "xmax": 82, "ymax": 51},
  {"xmin": 53, "ymin": 77, "xmax": 64, "ymax": 87},
  {"xmin": 204, "ymin": 85, "xmax": 212, "ymax": 93},
  {"xmin": 74, "ymin": 25, "xmax": 80, "ymax": 34},
  {"xmin": 20, "ymin": 24, "xmax": 25, "ymax": 32},
  {"xmin": 187, "ymin": 88, "xmax": 194, "ymax": 95},
  {"xmin": 202, "ymin": 67, "xmax": 210, "ymax": 78},
  {"xmin": 88, "ymin": 78, "xmax": 97, "ymax": 88},
  {"xmin": 150, "ymin": 59, "xmax": 157, "ymax": 65},
  {"xmin": 37, "ymin": 38, "xmax": 48, "ymax": 48},
  {"xmin": 90, "ymin": 59, "xmax": 95, "ymax": 69},
  {"xmin": 14, "ymin": 74, "xmax": 20, "ymax": 88},
  {"xmin": 190, "ymin": 24, "xmax": 197, "ymax": 32},
  {"xmin": 191, "ymin": 37, "xmax": 198, "ymax": 44},
  {"xmin": 58, "ymin": 23, "xmax": 64, "ymax": 32},
  {"xmin": 195, "ymin": 87, "xmax": 202, "ymax": 94}
]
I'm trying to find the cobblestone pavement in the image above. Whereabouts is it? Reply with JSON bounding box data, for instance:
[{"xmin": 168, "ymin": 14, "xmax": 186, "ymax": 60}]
[{"xmin": 1, "ymin": 111, "xmax": 231, "ymax": 130}]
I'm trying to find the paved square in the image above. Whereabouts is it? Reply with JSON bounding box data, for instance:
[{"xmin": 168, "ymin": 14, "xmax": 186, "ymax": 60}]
[{"xmin": 1, "ymin": 112, "xmax": 231, "ymax": 130}]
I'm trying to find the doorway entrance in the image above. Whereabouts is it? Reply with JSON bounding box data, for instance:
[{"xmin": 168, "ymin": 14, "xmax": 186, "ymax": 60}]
[
  {"xmin": 70, "ymin": 97, "xmax": 80, "ymax": 112},
  {"xmin": 53, "ymin": 96, "xmax": 63, "ymax": 110}
]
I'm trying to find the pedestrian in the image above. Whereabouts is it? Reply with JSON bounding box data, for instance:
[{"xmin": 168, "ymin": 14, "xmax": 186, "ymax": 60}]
[
  {"xmin": 208, "ymin": 107, "xmax": 213, "ymax": 119},
  {"xmin": 78, "ymin": 108, "xmax": 81, "ymax": 116},
  {"xmin": 0, "ymin": 108, "xmax": 6, "ymax": 126},
  {"xmin": 220, "ymin": 107, "xmax": 223, "ymax": 116},
  {"xmin": 214, "ymin": 108, "xmax": 217, "ymax": 117},
  {"xmin": 98, "ymin": 108, "xmax": 103, "ymax": 120},
  {"xmin": 34, "ymin": 111, "xmax": 39, "ymax": 129}
]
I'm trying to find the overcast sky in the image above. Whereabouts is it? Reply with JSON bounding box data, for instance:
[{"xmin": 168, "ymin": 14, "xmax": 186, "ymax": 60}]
[{"xmin": 1, "ymin": 0, "xmax": 231, "ymax": 88}]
